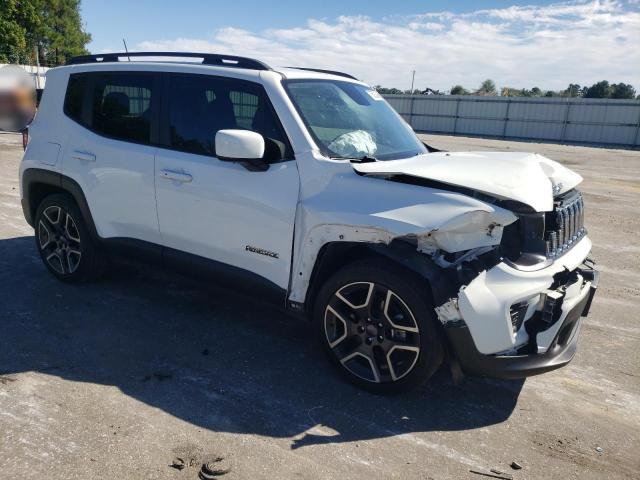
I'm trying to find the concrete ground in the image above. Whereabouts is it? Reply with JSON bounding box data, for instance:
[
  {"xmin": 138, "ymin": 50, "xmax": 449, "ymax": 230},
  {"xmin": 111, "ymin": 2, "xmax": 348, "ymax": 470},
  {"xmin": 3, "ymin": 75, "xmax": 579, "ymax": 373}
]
[{"xmin": 0, "ymin": 131, "xmax": 638, "ymax": 479}]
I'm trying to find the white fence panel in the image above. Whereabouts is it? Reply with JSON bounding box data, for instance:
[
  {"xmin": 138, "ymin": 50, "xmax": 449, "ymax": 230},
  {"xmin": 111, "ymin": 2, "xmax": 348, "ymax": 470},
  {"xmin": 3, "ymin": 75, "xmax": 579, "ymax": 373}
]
[{"xmin": 383, "ymin": 94, "xmax": 640, "ymax": 148}]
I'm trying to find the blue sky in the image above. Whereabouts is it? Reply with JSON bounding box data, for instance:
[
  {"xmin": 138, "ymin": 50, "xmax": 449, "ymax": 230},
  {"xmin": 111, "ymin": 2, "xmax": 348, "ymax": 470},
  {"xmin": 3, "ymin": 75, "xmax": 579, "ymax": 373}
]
[
  {"xmin": 81, "ymin": 0, "xmax": 640, "ymax": 91},
  {"xmin": 83, "ymin": 0, "xmax": 561, "ymax": 51}
]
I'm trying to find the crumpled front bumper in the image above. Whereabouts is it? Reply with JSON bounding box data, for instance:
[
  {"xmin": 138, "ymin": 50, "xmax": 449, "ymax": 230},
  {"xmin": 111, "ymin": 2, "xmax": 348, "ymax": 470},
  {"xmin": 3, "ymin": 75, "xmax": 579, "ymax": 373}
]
[
  {"xmin": 436, "ymin": 236, "xmax": 599, "ymax": 379},
  {"xmin": 445, "ymin": 267, "xmax": 597, "ymax": 379}
]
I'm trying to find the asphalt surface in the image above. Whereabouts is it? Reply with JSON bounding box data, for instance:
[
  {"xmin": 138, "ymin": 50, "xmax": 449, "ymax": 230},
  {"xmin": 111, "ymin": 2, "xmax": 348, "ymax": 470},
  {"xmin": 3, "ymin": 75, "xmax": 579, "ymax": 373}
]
[{"xmin": 0, "ymin": 131, "xmax": 638, "ymax": 479}]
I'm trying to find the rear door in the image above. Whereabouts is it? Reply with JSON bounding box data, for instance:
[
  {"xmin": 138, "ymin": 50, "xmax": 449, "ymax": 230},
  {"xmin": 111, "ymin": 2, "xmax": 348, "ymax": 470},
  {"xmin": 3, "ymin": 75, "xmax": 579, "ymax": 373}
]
[
  {"xmin": 62, "ymin": 71, "xmax": 161, "ymax": 245},
  {"xmin": 154, "ymin": 73, "xmax": 299, "ymax": 292}
]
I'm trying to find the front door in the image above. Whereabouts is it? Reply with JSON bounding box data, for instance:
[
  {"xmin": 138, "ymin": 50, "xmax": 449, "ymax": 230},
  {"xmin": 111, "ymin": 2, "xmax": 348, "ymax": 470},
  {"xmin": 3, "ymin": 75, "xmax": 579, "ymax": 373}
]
[{"xmin": 154, "ymin": 73, "xmax": 299, "ymax": 292}]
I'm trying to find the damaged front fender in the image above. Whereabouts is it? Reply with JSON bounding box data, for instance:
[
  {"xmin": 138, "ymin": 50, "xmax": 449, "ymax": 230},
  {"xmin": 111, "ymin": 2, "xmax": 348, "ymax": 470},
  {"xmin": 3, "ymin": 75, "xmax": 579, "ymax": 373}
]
[
  {"xmin": 288, "ymin": 195, "xmax": 517, "ymax": 305},
  {"xmin": 416, "ymin": 208, "xmax": 517, "ymax": 254}
]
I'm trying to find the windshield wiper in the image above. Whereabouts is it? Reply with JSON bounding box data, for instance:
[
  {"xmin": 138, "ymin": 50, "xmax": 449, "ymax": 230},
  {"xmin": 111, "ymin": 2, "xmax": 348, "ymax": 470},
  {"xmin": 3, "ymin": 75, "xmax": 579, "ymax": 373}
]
[{"xmin": 346, "ymin": 155, "xmax": 377, "ymax": 163}]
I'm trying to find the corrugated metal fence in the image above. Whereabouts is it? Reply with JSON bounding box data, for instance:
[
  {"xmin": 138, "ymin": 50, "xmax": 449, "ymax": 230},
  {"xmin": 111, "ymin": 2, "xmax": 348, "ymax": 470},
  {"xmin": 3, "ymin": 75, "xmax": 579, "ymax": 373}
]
[{"xmin": 383, "ymin": 94, "xmax": 640, "ymax": 148}]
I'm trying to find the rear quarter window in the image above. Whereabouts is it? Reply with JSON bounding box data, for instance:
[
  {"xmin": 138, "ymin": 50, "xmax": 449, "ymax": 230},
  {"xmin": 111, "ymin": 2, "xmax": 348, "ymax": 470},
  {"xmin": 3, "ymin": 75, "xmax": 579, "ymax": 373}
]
[{"xmin": 63, "ymin": 74, "xmax": 89, "ymax": 123}]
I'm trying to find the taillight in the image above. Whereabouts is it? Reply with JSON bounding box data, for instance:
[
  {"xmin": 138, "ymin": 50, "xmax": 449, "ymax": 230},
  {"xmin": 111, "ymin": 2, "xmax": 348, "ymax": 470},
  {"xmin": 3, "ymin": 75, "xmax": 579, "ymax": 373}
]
[{"xmin": 22, "ymin": 128, "xmax": 28, "ymax": 151}]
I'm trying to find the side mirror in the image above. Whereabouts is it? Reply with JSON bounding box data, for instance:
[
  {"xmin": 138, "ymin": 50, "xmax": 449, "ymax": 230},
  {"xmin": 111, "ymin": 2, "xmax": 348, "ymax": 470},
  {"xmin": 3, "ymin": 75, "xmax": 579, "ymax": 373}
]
[{"xmin": 215, "ymin": 129, "xmax": 268, "ymax": 171}]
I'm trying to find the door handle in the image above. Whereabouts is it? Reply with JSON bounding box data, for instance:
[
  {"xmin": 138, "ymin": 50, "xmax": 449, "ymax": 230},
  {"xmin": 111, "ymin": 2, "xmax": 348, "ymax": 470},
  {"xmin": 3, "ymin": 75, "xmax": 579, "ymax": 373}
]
[
  {"xmin": 71, "ymin": 150, "xmax": 96, "ymax": 162},
  {"xmin": 159, "ymin": 169, "xmax": 193, "ymax": 183}
]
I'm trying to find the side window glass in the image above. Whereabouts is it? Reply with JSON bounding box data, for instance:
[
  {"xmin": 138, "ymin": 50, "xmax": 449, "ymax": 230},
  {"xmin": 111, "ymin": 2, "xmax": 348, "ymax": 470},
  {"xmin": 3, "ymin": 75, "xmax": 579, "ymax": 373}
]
[
  {"xmin": 168, "ymin": 75, "xmax": 220, "ymax": 155},
  {"xmin": 63, "ymin": 74, "xmax": 89, "ymax": 123},
  {"xmin": 167, "ymin": 75, "xmax": 290, "ymax": 158},
  {"xmin": 91, "ymin": 74, "xmax": 154, "ymax": 143},
  {"xmin": 229, "ymin": 91, "xmax": 258, "ymax": 129}
]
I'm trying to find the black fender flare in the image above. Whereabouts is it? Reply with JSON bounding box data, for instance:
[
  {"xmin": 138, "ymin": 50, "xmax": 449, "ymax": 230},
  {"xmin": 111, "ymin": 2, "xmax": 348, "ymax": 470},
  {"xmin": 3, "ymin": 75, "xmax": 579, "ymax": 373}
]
[{"xmin": 21, "ymin": 168, "xmax": 99, "ymax": 239}]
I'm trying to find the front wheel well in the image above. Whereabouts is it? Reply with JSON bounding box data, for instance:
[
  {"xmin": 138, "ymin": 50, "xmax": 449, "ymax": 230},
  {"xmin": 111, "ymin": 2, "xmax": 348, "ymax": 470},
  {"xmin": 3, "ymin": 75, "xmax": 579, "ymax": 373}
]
[{"xmin": 304, "ymin": 240, "xmax": 454, "ymax": 316}]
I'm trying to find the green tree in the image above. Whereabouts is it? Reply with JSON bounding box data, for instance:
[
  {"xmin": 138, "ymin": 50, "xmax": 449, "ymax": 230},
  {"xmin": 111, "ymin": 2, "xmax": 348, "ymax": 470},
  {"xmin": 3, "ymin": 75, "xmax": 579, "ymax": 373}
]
[
  {"xmin": 450, "ymin": 85, "xmax": 469, "ymax": 95},
  {"xmin": 610, "ymin": 83, "xmax": 636, "ymax": 99},
  {"xmin": 530, "ymin": 87, "xmax": 542, "ymax": 97},
  {"xmin": 564, "ymin": 84, "xmax": 582, "ymax": 97},
  {"xmin": 475, "ymin": 79, "xmax": 496, "ymax": 96},
  {"xmin": 0, "ymin": 0, "xmax": 90, "ymax": 66},
  {"xmin": 583, "ymin": 80, "xmax": 611, "ymax": 98},
  {"xmin": 0, "ymin": 0, "xmax": 41, "ymax": 63},
  {"xmin": 39, "ymin": 0, "xmax": 91, "ymax": 66}
]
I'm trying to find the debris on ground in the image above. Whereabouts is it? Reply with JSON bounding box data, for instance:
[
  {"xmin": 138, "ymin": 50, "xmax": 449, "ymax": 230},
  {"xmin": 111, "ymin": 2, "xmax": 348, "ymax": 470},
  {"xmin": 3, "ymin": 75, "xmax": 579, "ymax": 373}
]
[
  {"xmin": 510, "ymin": 461, "xmax": 523, "ymax": 470},
  {"xmin": 596, "ymin": 446, "xmax": 604, "ymax": 453},
  {"xmin": 170, "ymin": 457, "xmax": 185, "ymax": 471},
  {"xmin": 199, "ymin": 457, "xmax": 232, "ymax": 479},
  {"xmin": 491, "ymin": 468, "xmax": 513, "ymax": 479},
  {"xmin": 469, "ymin": 469, "xmax": 513, "ymax": 480}
]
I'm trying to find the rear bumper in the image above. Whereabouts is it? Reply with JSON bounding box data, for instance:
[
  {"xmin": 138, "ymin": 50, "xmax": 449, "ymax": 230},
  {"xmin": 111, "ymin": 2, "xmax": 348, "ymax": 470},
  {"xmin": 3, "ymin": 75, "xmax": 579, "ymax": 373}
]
[{"xmin": 446, "ymin": 267, "xmax": 598, "ymax": 379}]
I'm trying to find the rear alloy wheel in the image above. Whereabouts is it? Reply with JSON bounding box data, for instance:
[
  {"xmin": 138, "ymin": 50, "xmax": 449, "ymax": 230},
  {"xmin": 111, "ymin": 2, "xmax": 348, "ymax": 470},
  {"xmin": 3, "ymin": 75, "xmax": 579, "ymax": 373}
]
[
  {"xmin": 34, "ymin": 194, "xmax": 105, "ymax": 282},
  {"xmin": 315, "ymin": 259, "xmax": 444, "ymax": 392},
  {"xmin": 37, "ymin": 204, "xmax": 82, "ymax": 275}
]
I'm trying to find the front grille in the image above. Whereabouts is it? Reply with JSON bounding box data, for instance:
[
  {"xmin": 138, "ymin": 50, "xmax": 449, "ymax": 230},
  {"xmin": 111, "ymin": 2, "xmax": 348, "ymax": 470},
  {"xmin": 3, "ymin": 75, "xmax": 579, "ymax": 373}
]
[{"xmin": 545, "ymin": 192, "xmax": 586, "ymax": 258}]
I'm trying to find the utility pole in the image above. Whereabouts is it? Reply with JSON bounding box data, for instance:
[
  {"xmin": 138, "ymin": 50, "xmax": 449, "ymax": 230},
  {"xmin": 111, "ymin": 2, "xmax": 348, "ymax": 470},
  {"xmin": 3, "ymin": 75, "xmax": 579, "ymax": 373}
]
[
  {"xmin": 410, "ymin": 70, "xmax": 415, "ymax": 93},
  {"xmin": 34, "ymin": 45, "xmax": 41, "ymax": 90}
]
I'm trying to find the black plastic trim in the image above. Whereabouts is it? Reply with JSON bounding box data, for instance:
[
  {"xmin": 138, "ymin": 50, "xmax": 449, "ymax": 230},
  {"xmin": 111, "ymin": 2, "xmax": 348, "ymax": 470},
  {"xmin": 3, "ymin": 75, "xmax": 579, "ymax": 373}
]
[
  {"xmin": 21, "ymin": 168, "xmax": 99, "ymax": 238},
  {"xmin": 67, "ymin": 52, "xmax": 272, "ymax": 71},
  {"xmin": 286, "ymin": 67, "xmax": 358, "ymax": 80},
  {"xmin": 162, "ymin": 246, "xmax": 287, "ymax": 306}
]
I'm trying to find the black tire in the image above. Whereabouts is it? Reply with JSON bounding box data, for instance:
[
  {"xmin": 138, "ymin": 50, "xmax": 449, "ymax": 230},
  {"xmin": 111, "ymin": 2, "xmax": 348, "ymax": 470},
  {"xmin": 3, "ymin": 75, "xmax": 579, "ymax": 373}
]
[
  {"xmin": 34, "ymin": 193, "xmax": 105, "ymax": 282},
  {"xmin": 314, "ymin": 258, "xmax": 444, "ymax": 393}
]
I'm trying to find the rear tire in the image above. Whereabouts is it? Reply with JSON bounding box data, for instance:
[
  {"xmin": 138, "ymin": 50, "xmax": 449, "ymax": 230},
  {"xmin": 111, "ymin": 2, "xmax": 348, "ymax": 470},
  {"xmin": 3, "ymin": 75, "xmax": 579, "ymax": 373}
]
[
  {"xmin": 313, "ymin": 258, "xmax": 444, "ymax": 393},
  {"xmin": 34, "ymin": 193, "xmax": 105, "ymax": 282}
]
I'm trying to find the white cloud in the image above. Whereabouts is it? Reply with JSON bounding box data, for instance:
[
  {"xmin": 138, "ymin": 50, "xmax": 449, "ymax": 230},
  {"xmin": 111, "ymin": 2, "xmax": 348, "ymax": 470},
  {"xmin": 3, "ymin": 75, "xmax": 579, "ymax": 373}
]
[{"xmin": 135, "ymin": 0, "xmax": 640, "ymax": 91}]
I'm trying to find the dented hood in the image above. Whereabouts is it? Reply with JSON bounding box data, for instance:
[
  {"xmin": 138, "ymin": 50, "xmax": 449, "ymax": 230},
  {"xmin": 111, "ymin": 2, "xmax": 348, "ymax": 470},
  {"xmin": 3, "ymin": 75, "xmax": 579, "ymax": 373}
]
[{"xmin": 352, "ymin": 151, "xmax": 583, "ymax": 212}]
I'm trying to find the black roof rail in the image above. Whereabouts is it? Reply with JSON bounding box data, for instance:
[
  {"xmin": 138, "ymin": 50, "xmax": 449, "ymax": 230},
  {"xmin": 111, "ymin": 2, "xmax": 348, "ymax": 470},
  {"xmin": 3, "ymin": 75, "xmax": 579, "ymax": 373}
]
[
  {"xmin": 287, "ymin": 67, "xmax": 358, "ymax": 80},
  {"xmin": 66, "ymin": 52, "xmax": 272, "ymax": 71}
]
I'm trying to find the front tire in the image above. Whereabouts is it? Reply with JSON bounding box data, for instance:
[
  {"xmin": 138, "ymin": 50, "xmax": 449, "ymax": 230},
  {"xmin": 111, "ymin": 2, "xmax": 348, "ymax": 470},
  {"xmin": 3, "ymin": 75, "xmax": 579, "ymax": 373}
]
[
  {"xmin": 34, "ymin": 193, "xmax": 105, "ymax": 282},
  {"xmin": 314, "ymin": 259, "xmax": 444, "ymax": 393}
]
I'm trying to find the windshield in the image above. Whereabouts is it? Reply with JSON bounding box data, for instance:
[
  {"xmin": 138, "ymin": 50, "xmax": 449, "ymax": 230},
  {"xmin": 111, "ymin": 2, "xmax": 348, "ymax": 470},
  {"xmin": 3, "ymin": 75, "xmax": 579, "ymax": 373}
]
[{"xmin": 284, "ymin": 79, "xmax": 427, "ymax": 161}]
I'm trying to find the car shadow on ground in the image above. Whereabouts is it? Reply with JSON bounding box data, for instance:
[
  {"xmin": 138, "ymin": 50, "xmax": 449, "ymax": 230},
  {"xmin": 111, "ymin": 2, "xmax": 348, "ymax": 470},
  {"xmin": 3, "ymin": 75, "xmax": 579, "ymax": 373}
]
[{"xmin": 0, "ymin": 235, "xmax": 524, "ymax": 449}]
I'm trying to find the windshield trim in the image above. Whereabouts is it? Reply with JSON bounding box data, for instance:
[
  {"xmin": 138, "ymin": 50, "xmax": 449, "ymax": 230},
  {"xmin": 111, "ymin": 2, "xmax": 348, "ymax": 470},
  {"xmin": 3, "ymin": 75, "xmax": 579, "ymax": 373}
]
[{"xmin": 282, "ymin": 78, "xmax": 426, "ymax": 161}]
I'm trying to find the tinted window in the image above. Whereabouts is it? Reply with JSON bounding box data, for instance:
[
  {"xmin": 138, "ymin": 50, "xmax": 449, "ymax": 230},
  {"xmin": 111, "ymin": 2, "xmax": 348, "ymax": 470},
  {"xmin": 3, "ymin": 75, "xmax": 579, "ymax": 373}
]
[
  {"xmin": 63, "ymin": 74, "xmax": 89, "ymax": 122},
  {"xmin": 91, "ymin": 73, "xmax": 155, "ymax": 143},
  {"xmin": 167, "ymin": 75, "xmax": 289, "ymax": 157}
]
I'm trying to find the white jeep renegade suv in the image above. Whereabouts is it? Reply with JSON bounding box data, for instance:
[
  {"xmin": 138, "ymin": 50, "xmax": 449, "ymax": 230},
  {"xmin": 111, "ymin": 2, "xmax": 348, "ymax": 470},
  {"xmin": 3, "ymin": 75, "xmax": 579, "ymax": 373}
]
[{"xmin": 20, "ymin": 52, "xmax": 598, "ymax": 392}]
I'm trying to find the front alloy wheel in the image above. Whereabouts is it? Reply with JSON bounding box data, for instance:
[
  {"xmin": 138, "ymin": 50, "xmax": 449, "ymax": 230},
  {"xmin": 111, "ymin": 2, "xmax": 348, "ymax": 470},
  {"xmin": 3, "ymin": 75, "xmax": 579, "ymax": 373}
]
[
  {"xmin": 325, "ymin": 282, "xmax": 421, "ymax": 383},
  {"xmin": 315, "ymin": 259, "xmax": 444, "ymax": 392}
]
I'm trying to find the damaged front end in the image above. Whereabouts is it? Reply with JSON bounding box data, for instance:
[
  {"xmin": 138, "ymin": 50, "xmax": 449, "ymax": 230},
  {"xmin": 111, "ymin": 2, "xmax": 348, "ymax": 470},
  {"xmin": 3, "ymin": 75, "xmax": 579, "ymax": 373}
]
[
  {"xmin": 431, "ymin": 229, "xmax": 598, "ymax": 379},
  {"xmin": 438, "ymin": 261, "xmax": 598, "ymax": 379},
  {"xmin": 356, "ymin": 167, "xmax": 598, "ymax": 379}
]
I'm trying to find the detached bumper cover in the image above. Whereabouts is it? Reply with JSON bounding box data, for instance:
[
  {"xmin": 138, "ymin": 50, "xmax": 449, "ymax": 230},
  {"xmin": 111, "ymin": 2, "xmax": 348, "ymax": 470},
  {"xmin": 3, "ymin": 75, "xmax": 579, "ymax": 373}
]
[{"xmin": 446, "ymin": 267, "xmax": 598, "ymax": 379}]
